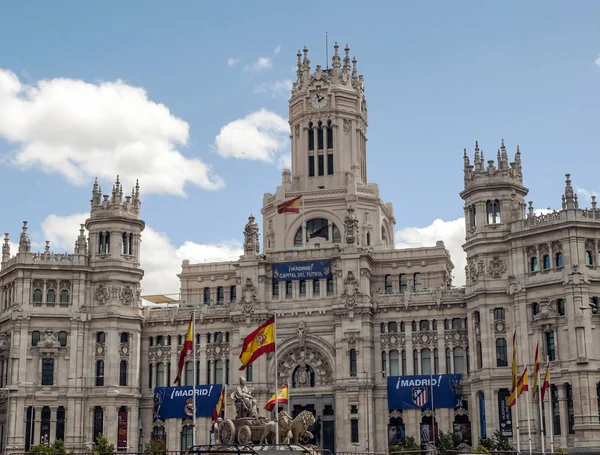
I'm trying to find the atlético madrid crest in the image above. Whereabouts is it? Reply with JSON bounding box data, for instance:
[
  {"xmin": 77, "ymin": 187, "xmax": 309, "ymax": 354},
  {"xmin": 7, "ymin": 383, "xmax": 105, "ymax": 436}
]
[{"xmin": 412, "ymin": 387, "xmax": 429, "ymax": 407}]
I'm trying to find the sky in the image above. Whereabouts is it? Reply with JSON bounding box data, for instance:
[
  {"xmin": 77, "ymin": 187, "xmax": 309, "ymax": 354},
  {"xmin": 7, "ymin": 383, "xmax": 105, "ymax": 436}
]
[{"xmin": 1, "ymin": 1, "xmax": 599, "ymax": 296}]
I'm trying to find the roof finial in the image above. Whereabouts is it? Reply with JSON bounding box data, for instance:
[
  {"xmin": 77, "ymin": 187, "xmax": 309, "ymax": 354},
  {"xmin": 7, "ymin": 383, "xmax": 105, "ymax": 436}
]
[{"xmin": 352, "ymin": 56, "xmax": 357, "ymax": 78}]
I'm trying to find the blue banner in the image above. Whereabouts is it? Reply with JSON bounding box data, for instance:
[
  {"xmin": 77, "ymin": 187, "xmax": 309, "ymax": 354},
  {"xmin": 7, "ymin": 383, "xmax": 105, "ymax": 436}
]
[
  {"xmin": 387, "ymin": 374, "xmax": 463, "ymax": 410},
  {"xmin": 153, "ymin": 385, "xmax": 223, "ymax": 420},
  {"xmin": 272, "ymin": 260, "xmax": 333, "ymax": 282},
  {"xmin": 479, "ymin": 394, "xmax": 487, "ymax": 439}
]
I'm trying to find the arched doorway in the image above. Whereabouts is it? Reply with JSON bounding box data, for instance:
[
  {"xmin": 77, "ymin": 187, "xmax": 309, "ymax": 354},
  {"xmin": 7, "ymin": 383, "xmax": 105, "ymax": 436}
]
[
  {"xmin": 453, "ymin": 409, "xmax": 472, "ymax": 446},
  {"xmin": 388, "ymin": 410, "xmax": 405, "ymax": 445},
  {"xmin": 420, "ymin": 412, "xmax": 438, "ymax": 448}
]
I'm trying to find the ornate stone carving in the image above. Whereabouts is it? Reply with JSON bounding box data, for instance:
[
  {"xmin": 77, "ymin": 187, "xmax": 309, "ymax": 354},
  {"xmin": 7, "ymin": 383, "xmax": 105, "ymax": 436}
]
[
  {"xmin": 243, "ymin": 215, "xmax": 260, "ymax": 255},
  {"xmin": 380, "ymin": 333, "xmax": 406, "ymax": 349},
  {"xmin": 239, "ymin": 278, "xmax": 257, "ymax": 314},
  {"xmin": 534, "ymin": 300, "xmax": 559, "ymax": 321},
  {"xmin": 94, "ymin": 284, "xmax": 110, "ymax": 304},
  {"xmin": 297, "ymin": 321, "xmax": 306, "ymax": 349},
  {"xmin": 444, "ymin": 329, "xmax": 469, "ymax": 349},
  {"xmin": 278, "ymin": 346, "xmax": 333, "ymax": 387},
  {"xmin": 120, "ymin": 285, "xmax": 135, "ymax": 304},
  {"xmin": 343, "ymin": 119, "xmax": 351, "ymax": 133},
  {"xmin": 411, "ymin": 331, "xmax": 438, "ymax": 348},
  {"xmin": 344, "ymin": 207, "xmax": 359, "ymax": 245},
  {"xmin": 509, "ymin": 193, "xmax": 523, "ymax": 221},
  {"xmin": 206, "ymin": 341, "xmax": 230, "ymax": 360},
  {"xmin": 341, "ymin": 271, "xmax": 360, "ymax": 308},
  {"xmin": 0, "ymin": 332, "xmax": 11, "ymax": 350},
  {"xmin": 488, "ymin": 257, "xmax": 506, "ymax": 278},
  {"xmin": 467, "ymin": 260, "xmax": 479, "ymax": 283},
  {"xmin": 38, "ymin": 329, "xmax": 60, "ymax": 348},
  {"xmin": 231, "ymin": 376, "xmax": 259, "ymax": 419}
]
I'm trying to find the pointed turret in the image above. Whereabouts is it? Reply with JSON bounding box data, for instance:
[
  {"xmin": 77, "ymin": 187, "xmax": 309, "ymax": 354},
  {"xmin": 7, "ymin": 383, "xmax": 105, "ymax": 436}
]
[
  {"xmin": 18, "ymin": 221, "xmax": 31, "ymax": 253},
  {"xmin": 2, "ymin": 233, "xmax": 10, "ymax": 264},
  {"xmin": 343, "ymin": 44, "xmax": 351, "ymax": 74},
  {"xmin": 332, "ymin": 41, "xmax": 341, "ymax": 76},
  {"xmin": 74, "ymin": 224, "xmax": 88, "ymax": 255},
  {"xmin": 563, "ymin": 174, "xmax": 576, "ymax": 210}
]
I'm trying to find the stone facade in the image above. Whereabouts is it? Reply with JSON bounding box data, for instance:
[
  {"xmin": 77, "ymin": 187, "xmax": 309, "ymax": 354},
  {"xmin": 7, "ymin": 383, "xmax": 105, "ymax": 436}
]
[{"xmin": 1, "ymin": 43, "xmax": 600, "ymax": 454}]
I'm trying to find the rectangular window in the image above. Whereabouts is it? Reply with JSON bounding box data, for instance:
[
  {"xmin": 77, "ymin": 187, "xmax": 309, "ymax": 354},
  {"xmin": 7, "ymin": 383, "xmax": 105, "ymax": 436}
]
[
  {"xmin": 230, "ymin": 285, "xmax": 236, "ymax": 303},
  {"xmin": 308, "ymin": 130, "xmax": 314, "ymax": 151},
  {"xmin": 317, "ymin": 127, "xmax": 324, "ymax": 150},
  {"xmin": 413, "ymin": 273, "xmax": 422, "ymax": 291},
  {"xmin": 384, "ymin": 275, "xmax": 393, "ymax": 294},
  {"xmin": 546, "ymin": 331, "xmax": 556, "ymax": 361},
  {"xmin": 41, "ymin": 359, "xmax": 54, "ymax": 386},
  {"xmin": 350, "ymin": 419, "xmax": 359, "ymax": 443},
  {"xmin": 308, "ymin": 156, "xmax": 315, "ymax": 177},
  {"xmin": 318, "ymin": 155, "xmax": 324, "ymax": 176},
  {"xmin": 148, "ymin": 364, "xmax": 153, "ymax": 389},
  {"xmin": 217, "ymin": 286, "xmax": 224, "ymax": 304},
  {"xmin": 299, "ymin": 280, "xmax": 306, "ymax": 295},
  {"xmin": 326, "ymin": 278, "xmax": 334, "ymax": 294},
  {"xmin": 327, "ymin": 154, "xmax": 334, "ymax": 175},
  {"xmin": 272, "ymin": 282, "xmax": 279, "ymax": 297},
  {"xmin": 399, "ymin": 274, "xmax": 407, "ymax": 291},
  {"xmin": 246, "ymin": 363, "xmax": 253, "ymax": 382},
  {"xmin": 285, "ymin": 281, "xmax": 293, "ymax": 297},
  {"xmin": 401, "ymin": 350, "xmax": 407, "ymax": 375},
  {"xmin": 313, "ymin": 280, "xmax": 320, "ymax": 295},
  {"xmin": 327, "ymin": 128, "xmax": 333, "ymax": 149}
]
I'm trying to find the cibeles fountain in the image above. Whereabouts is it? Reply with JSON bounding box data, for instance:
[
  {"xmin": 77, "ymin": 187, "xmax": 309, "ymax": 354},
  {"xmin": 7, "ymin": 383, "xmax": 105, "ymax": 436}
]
[{"xmin": 209, "ymin": 376, "xmax": 317, "ymax": 453}]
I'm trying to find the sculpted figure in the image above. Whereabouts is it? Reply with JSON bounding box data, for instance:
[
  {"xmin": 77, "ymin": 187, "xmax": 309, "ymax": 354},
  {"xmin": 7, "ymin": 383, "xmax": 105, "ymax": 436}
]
[{"xmin": 231, "ymin": 376, "xmax": 259, "ymax": 419}]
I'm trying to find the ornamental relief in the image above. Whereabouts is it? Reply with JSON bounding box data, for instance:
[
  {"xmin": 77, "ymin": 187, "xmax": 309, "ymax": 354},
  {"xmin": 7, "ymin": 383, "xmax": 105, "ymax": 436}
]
[
  {"xmin": 443, "ymin": 329, "xmax": 469, "ymax": 349},
  {"xmin": 533, "ymin": 300, "xmax": 559, "ymax": 321},
  {"xmin": 487, "ymin": 257, "xmax": 506, "ymax": 278},
  {"xmin": 277, "ymin": 346, "xmax": 333, "ymax": 388},
  {"xmin": 411, "ymin": 331, "xmax": 438, "ymax": 348},
  {"xmin": 120, "ymin": 285, "xmax": 135, "ymax": 305},
  {"xmin": 0, "ymin": 332, "xmax": 10, "ymax": 350},
  {"xmin": 94, "ymin": 284, "xmax": 110, "ymax": 304},
  {"xmin": 120, "ymin": 342, "xmax": 131, "ymax": 357},
  {"xmin": 149, "ymin": 345, "xmax": 170, "ymax": 361},
  {"xmin": 206, "ymin": 342, "xmax": 230, "ymax": 360},
  {"xmin": 494, "ymin": 320, "xmax": 506, "ymax": 334},
  {"xmin": 380, "ymin": 333, "xmax": 406, "ymax": 349}
]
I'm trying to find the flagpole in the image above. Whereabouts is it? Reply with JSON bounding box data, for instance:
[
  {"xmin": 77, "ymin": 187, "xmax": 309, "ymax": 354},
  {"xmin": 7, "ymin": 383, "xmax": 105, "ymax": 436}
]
[
  {"xmin": 514, "ymin": 336, "xmax": 521, "ymax": 454},
  {"xmin": 546, "ymin": 357, "xmax": 554, "ymax": 454},
  {"xmin": 192, "ymin": 309, "xmax": 197, "ymax": 447},
  {"xmin": 301, "ymin": 196, "xmax": 306, "ymax": 248},
  {"xmin": 430, "ymin": 362, "xmax": 436, "ymax": 446},
  {"xmin": 274, "ymin": 313, "xmax": 280, "ymax": 444},
  {"xmin": 525, "ymin": 375, "xmax": 533, "ymax": 454},
  {"xmin": 536, "ymin": 354, "xmax": 545, "ymax": 454}
]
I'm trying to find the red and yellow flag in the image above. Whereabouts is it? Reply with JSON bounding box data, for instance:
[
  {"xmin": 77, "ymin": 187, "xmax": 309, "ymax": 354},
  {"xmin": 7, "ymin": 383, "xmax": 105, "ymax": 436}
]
[
  {"xmin": 541, "ymin": 360, "xmax": 551, "ymax": 402},
  {"xmin": 532, "ymin": 343, "xmax": 541, "ymax": 398},
  {"xmin": 174, "ymin": 315, "xmax": 194, "ymax": 385},
  {"xmin": 213, "ymin": 387, "xmax": 225, "ymax": 420},
  {"xmin": 508, "ymin": 367, "xmax": 529, "ymax": 407},
  {"xmin": 265, "ymin": 385, "xmax": 289, "ymax": 411},
  {"xmin": 239, "ymin": 316, "xmax": 276, "ymax": 371},
  {"xmin": 277, "ymin": 196, "xmax": 302, "ymax": 214}
]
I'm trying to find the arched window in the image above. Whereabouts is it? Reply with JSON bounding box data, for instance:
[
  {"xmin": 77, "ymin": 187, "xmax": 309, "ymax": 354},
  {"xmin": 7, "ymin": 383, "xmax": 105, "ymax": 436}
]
[
  {"xmin": 46, "ymin": 289, "xmax": 56, "ymax": 304},
  {"xmin": 58, "ymin": 331, "xmax": 67, "ymax": 347},
  {"xmin": 413, "ymin": 350, "xmax": 419, "ymax": 375},
  {"xmin": 400, "ymin": 322, "xmax": 405, "ymax": 332},
  {"xmin": 230, "ymin": 285, "xmax": 236, "ymax": 303},
  {"xmin": 96, "ymin": 331, "xmax": 106, "ymax": 343},
  {"xmin": 96, "ymin": 360, "xmax": 104, "ymax": 386},
  {"xmin": 477, "ymin": 341, "xmax": 483, "ymax": 369},
  {"xmin": 557, "ymin": 299, "xmax": 565, "ymax": 316},
  {"xmin": 56, "ymin": 406, "xmax": 65, "ymax": 442},
  {"xmin": 421, "ymin": 349, "xmax": 431, "ymax": 375},
  {"xmin": 389, "ymin": 350, "xmax": 399, "ymax": 376},
  {"xmin": 32, "ymin": 331, "xmax": 40, "ymax": 346},
  {"xmin": 384, "ymin": 275, "xmax": 393, "ymax": 293},
  {"xmin": 203, "ymin": 287, "xmax": 210, "ymax": 305},
  {"xmin": 388, "ymin": 321, "xmax": 397, "ymax": 333},
  {"xmin": 292, "ymin": 364, "xmax": 316, "ymax": 388},
  {"xmin": 93, "ymin": 406, "xmax": 104, "ymax": 443},
  {"xmin": 555, "ymin": 252, "xmax": 564, "ymax": 268},
  {"xmin": 381, "ymin": 351, "xmax": 387, "ymax": 377},
  {"xmin": 216, "ymin": 286, "xmax": 224, "ymax": 304},
  {"xmin": 59, "ymin": 289, "xmax": 69, "ymax": 304},
  {"xmin": 366, "ymin": 231, "xmax": 371, "ymax": 246},
  {"xmin": 119, "ymin": 360, "xmax": 128, "ymax": 386},
  {"xmin": 453, "ymin": 347, "xmax": 465, "ymax": 374},
  {"xmin": 380, "ymin": 322, "xmax": 385, "ymax": 333},
  {"xmin": 532, "ymin": 302, "xmax": 539, "ymax": 317},
  {"xmin": 181, "ymin": 424, "xmax": 193, "ymax": 451},
  {"xmin": 294, "ymin": 218, "xmax": 341, "ymax": 246},
  {"xmin": 33, "ymin": 289, "xmax": 42, "ymax": 303},
  {"xmin": 156, "ymin": 362, "xmax": 165, "ymax": 387},
  {"xmin": 496, "ymin": 338, "xmax": 508, "ymax": 367},
  {"xmin": 446, "ymin": 348, "xmax": 452, "ymax": 373},
  {"xmin": 308, "ymin": 122, "xmax": 315, "ymax": 151},
  {"xmin": 413, "ymin": 273, "xmax": 422, "ymax": 291},
  {"xmin": 349, "ymin": 349, "xmax": 357, "ymax": 377},
  {"xmin": 486, "ymin": 199, "xmax": 501, "ymax": 224},
  {"xmin": 493, "ymin": 308, "xmax": 505, "ymax": 320},
  {"xmin": 530, "ymin": 257, "xmax": 538, "ymax": 272},
  {"xmin": 543, "ymin": 255, "xmax": 551, "ymax": 270},
  {"xmin": 420, "ymin": 320, "xmax": 429, "ymax": 331},
  {"xmin": 586, "ymin": 250, "xmax": 594, "ymax": 266},
  {"xmin": 388, "ymin": 415, "xmax": 405, "ymax": 445},
  {"xmin": 469, "ymin": 204, "xmax": 476, "ymax": 229},
  {"xmin": 326, "ymin": 120, "xmax": 333, "ymax": 149}
]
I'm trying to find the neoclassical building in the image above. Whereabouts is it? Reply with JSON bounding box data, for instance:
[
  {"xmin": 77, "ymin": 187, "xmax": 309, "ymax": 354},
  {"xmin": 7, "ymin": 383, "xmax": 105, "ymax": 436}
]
[{"xmin": 1, "ymin": 43, "xmax": 600, "ymax": 454}]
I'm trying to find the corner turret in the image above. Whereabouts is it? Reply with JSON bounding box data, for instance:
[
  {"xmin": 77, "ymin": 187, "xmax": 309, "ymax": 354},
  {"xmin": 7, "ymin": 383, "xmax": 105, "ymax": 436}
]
[
  {"xmin": 1, "ymin": 233, "xmax": 10, "ymax": 266},
  {"xmin": 562, "ymin": 174, "xmax": 579, "ymax": 210},
  {"xmin": 18, "ymin": 221, "xmax": 31, "ymax": 253}
]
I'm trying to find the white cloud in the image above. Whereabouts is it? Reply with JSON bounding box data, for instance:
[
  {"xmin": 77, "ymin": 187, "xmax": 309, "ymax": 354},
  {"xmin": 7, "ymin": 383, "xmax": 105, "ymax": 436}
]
[
  {"xmin": 36, "ymin": 213, "xmax": 242, "ymax": 297},
  {"xmin": 213, "ymin": 109, "xmax": 290, "ymax": 163},
  {"xmin": 246, "ymin": 45, "xmax": 281, "ymax": 72},
  {"xmin": 254, "ymin": 79, "xmax": 293, "ymax": 98},
  {"xmin": 577, "ymin": 186, "xmax": 598, "ymax": 204},
  {"xmin": 0, "ymin": 68, "xmax": 223, "ymax": 196},
  {"xmin": 227, "ymin": 57, "xmax": 240, "ymax": 67},
  {"xmin": 396, "ymin": 218, "xmax": 467, "ymax": 286},
  {"xmin": 595, "ymin": 55, "xmax": 600, "ymax": 67}
]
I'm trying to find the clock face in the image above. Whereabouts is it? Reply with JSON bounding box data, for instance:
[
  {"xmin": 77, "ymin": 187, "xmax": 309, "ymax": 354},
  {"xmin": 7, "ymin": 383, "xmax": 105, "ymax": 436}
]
[{"xmin": 311, "ymin": 92, "xmax": 328, "ymax": 109}]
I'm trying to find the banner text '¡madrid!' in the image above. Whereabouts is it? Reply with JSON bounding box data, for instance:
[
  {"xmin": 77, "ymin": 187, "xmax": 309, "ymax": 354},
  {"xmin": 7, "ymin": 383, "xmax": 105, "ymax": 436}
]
[
  {"xmin": 395, "ymin": 375, "xmax": 444, "ymax": 389},
  {"xmin": 170, "ymin": 386, "xmax": 216, "ymax": 399}
]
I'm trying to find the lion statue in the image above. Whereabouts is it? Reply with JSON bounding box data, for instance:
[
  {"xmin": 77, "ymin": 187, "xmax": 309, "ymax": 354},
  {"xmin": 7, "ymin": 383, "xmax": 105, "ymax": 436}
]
[{"xmin": 260, "ymin": 410, "xmax": 316, "ymax": 444}]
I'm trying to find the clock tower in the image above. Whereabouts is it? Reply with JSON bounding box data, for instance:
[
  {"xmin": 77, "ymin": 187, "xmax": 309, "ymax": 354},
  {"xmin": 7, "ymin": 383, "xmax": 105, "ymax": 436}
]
[{"xmin": 261, "ymin": 43, "xmax": 395, "ymax": 251}]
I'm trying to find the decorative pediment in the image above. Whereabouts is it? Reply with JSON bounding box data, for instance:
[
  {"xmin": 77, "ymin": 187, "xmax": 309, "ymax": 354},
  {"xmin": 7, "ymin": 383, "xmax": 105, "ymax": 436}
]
[{"xmin": 277, "ymin": 345, "xmax": 334, "ymax": 388}]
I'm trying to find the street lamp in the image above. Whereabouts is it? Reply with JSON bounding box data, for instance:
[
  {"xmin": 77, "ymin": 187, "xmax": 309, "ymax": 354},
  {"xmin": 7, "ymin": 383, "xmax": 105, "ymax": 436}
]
[
  {"xmin": 361, "ymin": 371, "xmax": 370, "ymax": 453},
  {"xmin": 1, "ymin": 381, "xmax": 34, "ymax": 455}
]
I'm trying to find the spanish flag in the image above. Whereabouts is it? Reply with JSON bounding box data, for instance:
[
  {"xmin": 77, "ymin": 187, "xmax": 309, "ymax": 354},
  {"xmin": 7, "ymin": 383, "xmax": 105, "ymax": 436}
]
[
  {"xmin": 265, "ymin": 385, "xmax": 289, "ymax": 411},
  {"xmin": 277, "ymin": 196, "xmax": 302, "ymax": 214},
  {"xmin": 532, "ymin": 343, "xmax": 541, "ymax": 399},
  {"xmin": 541, "ymin": 360, "xmax": 551, "ymax": 402},
  {"xmin": 213, "ymin": 387, "xmax": 225, "ymax": 420},
  {"xmin": 239, "ymin": 316, "xmax": 276, "ymax": 371},
  {"xmin": 174, "ymin": 315, "xmax": 194, "ymax": 385},
  {"xmin": 508, "ymin": 367, "xmax": 529, "ymax": 407}
]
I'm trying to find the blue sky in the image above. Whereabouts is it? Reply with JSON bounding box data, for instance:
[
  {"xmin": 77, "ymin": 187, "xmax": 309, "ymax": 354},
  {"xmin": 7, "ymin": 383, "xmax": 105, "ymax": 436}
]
[{"xmin": 1, "ymin": 1, "xmax": 599, "ymax": 294}]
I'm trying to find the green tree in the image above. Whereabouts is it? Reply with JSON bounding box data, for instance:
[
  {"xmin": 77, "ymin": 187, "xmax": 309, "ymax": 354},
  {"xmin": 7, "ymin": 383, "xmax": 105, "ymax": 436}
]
[
  {"xmin": 490, "ymin": 430, "xmax": 513, "ymax": 451},
  {"xmin": 435, "ymin": 430, "xmax": 456, "ymax": 455},
  {"xmin": 92, "ymin": 433, "xmax": 115, "ymax": 455},
  {"xmin": 389, "ymin": 435, "xmax": 419, "ymax": 454},
  {"xmin": 29, "ymin": 439, "xmax": 66, "ymax": 455},
  {"xmin": 144, "ymin": 439, "xmax": 166, "ymax": 455}
]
